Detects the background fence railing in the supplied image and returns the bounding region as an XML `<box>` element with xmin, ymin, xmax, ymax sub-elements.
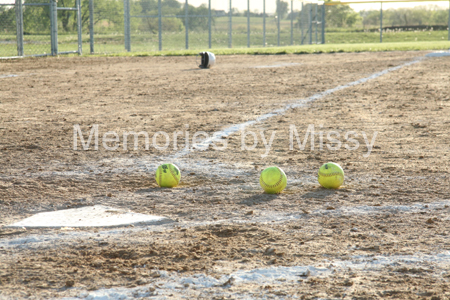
<box><xmin>1</xmin><ymin>0</ymin><xmax>449</xmax><ymax>57</ymax></box>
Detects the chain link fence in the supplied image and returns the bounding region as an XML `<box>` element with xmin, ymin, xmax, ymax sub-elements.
<box><xmin>1</xmin><ymin>0</ymin><xmax>449</xmax><ymax>57</ymax></box>
<box><xmin>324</xmin><ymin>1</ymin><xmax>450</xmax><ymax>44</ymax></box>
<box><xmin>22</xmin><ymin>0</ymin><xmax>51</xmax><ymax>56</ymax></box>
<box><xmin>88</xmin><ymin>0</ymin><xmax>124</xmax><ymax>53</ymax></box>
<box><xmin>122</xmin><ymin>0</ymin><xmax>324</xmax><ymax>52</ymax></box>
<box><xmin>0</xmin><ymin>3</ymin><xmax>16</xmax><ymax>57</ymax></box>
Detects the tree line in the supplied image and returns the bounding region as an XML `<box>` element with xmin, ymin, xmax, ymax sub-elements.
<box><xmin>0</xmin><ymin>0</ymin><xmax>215</xmax><ymax>35</ymax></box>
<box><xmin>323</xmin><ymin>2</ymin><xmax>448</xmax><ymax>28</ymax></box>
<box><xmin>0</xmin><ymin>0</ymin><xmax>448</xmax><ymax>35</ymax></box>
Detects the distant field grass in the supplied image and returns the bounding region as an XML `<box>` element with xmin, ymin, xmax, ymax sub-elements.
<box><xmin>95</xmin><ymin>41</ymin><xmax>450</xmax><ymax>57</ymax></box>
<box><xmin>1</xmin><ymin>27</ymin><xmax>449</xmax><ymax>57</ymax></box>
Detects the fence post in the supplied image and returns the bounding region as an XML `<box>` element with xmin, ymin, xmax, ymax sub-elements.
<box><xmin>322</xmin><ymin>4</ymin><xmax>325</xmax><ymax>44</ymax></box>
<box><xmin>89</xmin><ymin>0</ymin><xmax>94</xmax><ymax>53</ymax></box>
<box><xmin>123</xmin><ymin>0</ymin><xmax>131</xmax><ymax>51</ymax></box>
<box><xmin>301</xmin><ymin>2</ymin><xmax>303</xmax><ymax>45</ymax></box>
<box><xmin>228</xmin><ymin>0</ymin><xmax>232</xmax><ymax>48</ymax></box>
<box><xmin>15</xmin><ymin>0</ymin><xmax>23</xmax><ymax>56</ymax></box>
<box><xmin>158</xmin><ymin>0</ymin><xmax>162</xmax><ymax>50</ymax></box>
<box><xmin>263</xmin><ymin>0</ymin><xmax>266</xmax><ymax>46</ymax></box>
<box><xmin>277</xmin><ymin>0</ymin><xmax>280</xmax><ymax>46</ymax></box>
<box><xmin>208</xmin><ymin>0</ymin><xmax>211</xmax><ymax>48</ymax></box>
<box><xmin>315</xmin><ymin>4</ymin><xmax>318</xmax><ymax>44</ymax></box>
<box><xmin>76</xmin><ymin>0</ymin><xmax>82</xmax><ymax>54</ymax></box>
<box><xmin>185</xmin><ymin>0</ymin><xmax>188</xmax><ymax>49</ymax></box>
<box><xmin>309</xmin><ymin>4</ymin><xmax>312</xmax><ymax>44</ymax></box>
<box><xmin>290</xmin><ymin>0</ymin><xmax>293</xmax><ymax>45</ymax></box>
<box><xmin>50</xmin><ymin>0</ymin><xmax>58</xmax><ymax>55</ymax></box>
<box><xmin>380</xmin><ymin>2</ymin><xmax>383</xmax><ymax>43</ymax></box>
<box><xmin>247</xmin><ymin>0</ymin><xmax>250</xmax><ymax>47</ymax></box>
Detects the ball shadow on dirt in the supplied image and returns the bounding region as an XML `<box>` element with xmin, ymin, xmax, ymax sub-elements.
<box><xmin>301</xmin><ymin>187</ymin><xmax>338</xmax><ymax>199</ymax></box>
<box><xmin>238</xmin><ymin>193</ymin><xmax>282</xmax><ymax>206</ymax></box>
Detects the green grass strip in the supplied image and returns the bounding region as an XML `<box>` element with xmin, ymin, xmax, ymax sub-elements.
<box><xmin>83</xmin><ymin>41</ymin><xmax>450</xmax><ymax>57</ymax></box>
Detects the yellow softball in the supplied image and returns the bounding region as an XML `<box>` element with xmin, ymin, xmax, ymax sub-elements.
<box><xmin>155</xmin><ymin>163</ymin><xmax>181</xmax><ymax>188</ymax></box>
<box><xmin>318</xmin><ymin>162</ymin><xmax>344</xmax><ymax>189</ymax></box>
<box><xmin>259</xmin><ymin>166</ymin><xmax>287</xmax><ymax>194</ymax></box>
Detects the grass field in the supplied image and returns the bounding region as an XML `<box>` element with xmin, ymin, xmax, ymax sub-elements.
<box><xmin>1</xmin><ymin>35</ymin><xmax>449</xmax><ymax>58</ymax></box>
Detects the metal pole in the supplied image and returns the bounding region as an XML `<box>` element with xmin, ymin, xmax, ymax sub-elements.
<box><xmin>290</xmin><ymin>0</ymin><xmax>293</xmax><ymax>45</ymax></box>
<box><xmin>15</xmin><ymin>0</ymin><xmax>23</xmax><ymax>56</ymax></box>
<box><xmin>124</xmin><ymin>0</ymin><xmax>127</xmax><ymax>51</ymax></box>
<box><xmin>309</xmin><ymin>4</ymin><xmax>312</xmax><ymax>44</ymax></box>
<box><xmin>124</xmin><ymin>0</ymin><xmax>130</xmax><ymax>51</ymax></box>
<box><xmin>50</xmin><ymin>0</ymin><xmax>58</xmax><ymax>55</ymax></box>
<box><xmin>315</xmin><ymin>4</ymin><xmax>318</xmax><ymax>44</ymax></box>
<box><xmin>448</xmin><ymin>0</ymin><xmax>450</xmax><ymax>41</ymax></box>
<box><xmin>322</xmin><ymin>4</ymin><xmax>325</xmax><ymax>44</ymax></box>
<box><xmin>185</xmin><ymin>0</ymin><xmax>188</xmax><ymax>49</ymax></box>
<box><xmin>228</xmin><ymin>0</ymin><xmax>232</xmax><ymax>48</ymax></box>
<box><xmin>380</xmin><ymin>2</ymin><xmax>383</xmax><ymax>43</ymax></box>
<box><xmin>263</xmin><ymin>0</ymin><xmax>266</xmax><ymax>46</ymax></box>
<box><xmin>158</xmin><ymin>0</ymin><xmax>162</xmax><ymax>51</ymax></box>
<box><xmin>301</xmin><ymin>2</ymin><xmax>303</xmax><ymax>45</ymax></box>
<box><xmin>208</xmin><ymin>0</ymin><xmax>211</xmax><ymax>49</ymax></box>
<box><xmin>76</xmin><ymin>0</ymin><xmax>82</xmax><ymax>54</ymax></box>
<box><xmin>89</xmin><ymin>0</ymin><xmax>94</xmax><ymax>53</ymax></box>
<box><xmin>277</xmin><ymin>0</ymin><xmax>280</xmax><ymax>46</ymax></box>
<box><xmin>247</xmin><ymin>0</ymin><xmax>250</xmax><ymax>47</ymax></box>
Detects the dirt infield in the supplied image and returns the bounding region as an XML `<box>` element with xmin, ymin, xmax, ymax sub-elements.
<box><xmin>1</xmin><ymin>52</ymin><xmax>450</xmax><ymax>299</ymax></box>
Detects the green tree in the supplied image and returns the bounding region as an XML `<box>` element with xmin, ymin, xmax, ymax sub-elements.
<box><xmin>80</xmin><ymin>0</ymin><xmax>124</xmax><ymax>33</ymax></box>
<box><xmin>360</xmin><ymin>5</ymin><xmax>448</xmax><ymax>29</ymax></box>
<box><xmin>326</xmin><ymin>4</ymin><xmax>359</xmax><ymax>27</ymax></box>
<box><xmin>163</xmin><ymin>0</ymin><xmax>181</xmax><ymax>10</ymax></box>
<box><xmin>360</xmin><ymin>9</ymin><xmax>380</xmax><ymax>29</ymax></box>
<box><xmin>431</xmin><ymin>6</ymin><xmax>449</xmax><ymax>25</ymax></box>
<box><xmin>133</xmin><ymin>0</ymin><xmax>185</xmax><ymax>33</ymax></box>
<box><xmin>0</xmin><ymin>6</ymin><xmax>15</xmax><ymax>34</ymax></box>
<box><xmin>23</xmin><ymin>1</ymin><xmax>51</xmax><ymax>34</ymax></box>
<box><xmin>276</xmin><ymin>0</ymin><xmax>288</xmax><ymax>19</ymax></box>
<box><xmin>177</xmin><ymin>3</ymin><xmax>213</xmax><ymax>31</ymax></box>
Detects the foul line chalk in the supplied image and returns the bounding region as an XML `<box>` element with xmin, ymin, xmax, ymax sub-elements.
<box><xmin>0</xmin><ymin>74</ymin><xmax>18</xmax><ymax>79</ymax></box>
<box><xmin>174</xmin><ymin>57</ymin><xmax>424</xmax><ymax>158</ymax></box>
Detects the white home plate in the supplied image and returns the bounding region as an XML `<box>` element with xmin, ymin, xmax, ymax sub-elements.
<box><xmin>7</xmin><ymin>205</ymin><xmax>171</xmax><ymax>228</ymax></box>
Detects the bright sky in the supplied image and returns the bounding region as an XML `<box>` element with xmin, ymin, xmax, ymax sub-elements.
<box><xmin>0</xmin><ymin>0</ymin><xmax>447</xmax><ymax>12</ymax></box>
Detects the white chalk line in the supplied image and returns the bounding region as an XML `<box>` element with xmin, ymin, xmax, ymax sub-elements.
<box><xmin>173</xmin><ymin>57</ymin><xmax>423</xmax><ymax>159</ymax></box>
<box><xmin>0</xmin><ymin>74</ymin><xmax>18</xmax><ymax>79</ymax></box>
<box><xmin>2</xmin><ymin>198</ymin><xmax>449</xmax><ymax>251</ymax></box>
<box><xmin>61</xmin><ymin>251</ymin><xmax>450</xmax><ymax>300</ymax></box>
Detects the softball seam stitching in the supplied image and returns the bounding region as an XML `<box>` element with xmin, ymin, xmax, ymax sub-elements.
<box><xmin>169</xmin><ymin>166</ymin><xmax>180</xmax><ymax>185</ymax></box>
<box><xmin>260</xmin><ymin>169</ymin><xmax>284</xmax><ymax>189</ymax></box>
<box><xmin>158</xmin><ymin>168</ymin><xmax>162</xmax><ymax>186</ymax></box>
<box><xmin>318</xmin><ymin>171</ymin><xmax>344</xmax><ymax>178</ymax></box>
